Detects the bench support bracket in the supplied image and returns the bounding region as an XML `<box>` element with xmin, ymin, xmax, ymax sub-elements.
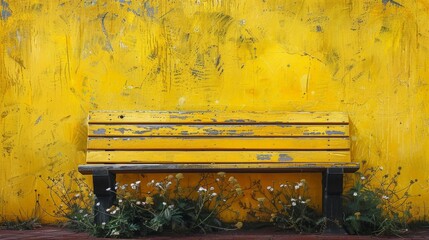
<box><xmin>322</xmin><ymin>168</ymin><xmax>345</xmax><ymax>233</ymax></box>
<box><xmin>92</xmin><ymin>170</ymin><xmax>116</xmax><ymax>226</ymax></box>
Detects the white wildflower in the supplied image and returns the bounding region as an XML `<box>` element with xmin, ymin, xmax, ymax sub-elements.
<box><xmin>294</xmin><ymin>185</ymin><xmax>300</xmax><ymax>190</ymax></box>
<box><xmin>96</xmin><ymin>202</ymin><xmax>101</xmax><ymax>206</ymax></box>
<box><xmin>379</xmin><ymin>166</ymin><xmax>384</xmax><ymax>171</ymax></box>
<box><xmin>118</xmin><ymin>199</ymin><xmax>123</xmax><ymax>203</ymax></box>
<box><xmin>198</xmin><ymin>187</ymin><xmax>207</xmax><ymax>192</ymax></box>
<box><xmin>292</xmin><ymin>202</ymin><xmax>297</xmax><ymax>206</ymax></box>
<box><xmin>106</xmin><ymin>187</ymin><xmax>111</xmax><ymax>191</ymax></box>
<box><xmin>136</xmin><ymin>201</ymin><xmax>141</xmax><ymax>205</ymax></box>
<box><xmin>210</xmin><ymin>187</ymin><xmax>215</xmax><ymax>191</ymax></box>
<box><xmin>162</xmin><ymin>202</ymin><xmax>167</xmax><ymax>206</ymax></box>
<box><xmin>211</xmin><ymin>192</ymin><xmax>217</xmax><ymax>197</ymax></box>
<box><xmin>361</xmin><ymin>176</ymin><xmax>365</xmax><ymax>180</ymax></box>
<box><xmin>353</xmin><ymin>192</ymin><xmax>358</xmax><ymax>196</ymax></box>
<box><xmin>382</xmin><ymin>195</ymin><xmax>389</xmax><ymax>200</ymax></box>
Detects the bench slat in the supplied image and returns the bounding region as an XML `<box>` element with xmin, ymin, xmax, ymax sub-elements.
<box><xmin>89</xmin><ymin>111</ymin><xmax>349</xmax><ymax>124</ymax></box>
<box><xmin>87</xmin><ymin>150</ymin><xmax>350</xmax><ymax>163</ymax></box>
<box><xmin>88</xmin><ymin>124</ymin><xmax>349</xmax><ymax>137</ymax></box>
<box><xmin>87</xmin><ymin>137</ymin><xmax>350</xmax><ymax>150</ymax></box>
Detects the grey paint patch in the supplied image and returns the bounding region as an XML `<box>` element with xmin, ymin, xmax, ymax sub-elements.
<box><xmin>257</xmin><ymin>154</ymin><xmax>272</xmax><ymax>161</ymax></box>
<box><xmin>115</xmin><ymin>128</ymin><xmax>132</xmax><ymax>134</ymax></box>
<box><xmin>93</xmin><ymin>128</ymin><xmax>106</xmax><ymax>135</ymax></box>
<box><xmin>1</xmin><ymin>0</ymin><xmax>11</xmax><ymax>20</ymax></box>
<box><xmin>325</xmin><ymin>130</ymin><xmax>345</xmax><ymax>135</ymax></box>
<box><xmin>303</xmin><ymin>131</ymin><xmax>322</xmax><ymax>135</ymax></box>
<box><xmin>278</xmin><ymin>154</ymin><xmax>293</xmax><ymax>161</ymax></box>
<box><xmin>170</xmin><ymin>115</ymin><xmax>188</xmax><ymax>120</ymax></box>
<box><xmin>206</xmin><ymin>129</ymin><xmax>220</xmax><ymax>135</ymax></box>
<box><xmin>134</xmin><ymin>130</ymin><xmax>149</xmax><ymax>134</ymax></box>
<box><xmin>144</xmin><ymin>1</ymin><xmax>156</xmax><ymax>18</ymax></box>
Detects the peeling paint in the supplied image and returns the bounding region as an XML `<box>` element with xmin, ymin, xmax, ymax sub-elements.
<box><xmin>278</xmin><ymin>154</ymin><xmax>293</xmax><ymax>161</ymax></box>
<box><xmin>303</xmin><ymin>131</ymin><xmax>322</xmax><ymax>136</ymax></box>
<box><xmin>325</xmin><ymin>130</ymin><xmax>345</xmax><ymax>135</ymax></box>
<box><xmin>115</xmin><ymin>128</ymin><xmax>132</xmax><ymax>134</ymax></box>
<box><xmin>93</xmin><ymin>129</ymin><xmax>107</xmax><ymax>135</ymax></box>
<box><xmin>257</xmin><ymin>154</ymin><xmax>272</xmax><ymax>161</ymax></box>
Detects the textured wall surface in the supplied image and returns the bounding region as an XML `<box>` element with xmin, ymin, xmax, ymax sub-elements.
<box><xmin>1</xmin><ymin>0</ymin><xmax>429</xmax><ymax>221</ymax></box>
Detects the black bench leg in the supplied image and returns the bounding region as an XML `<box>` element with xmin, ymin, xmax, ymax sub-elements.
<box><xmin>92</xmin><ymin>170</ymin><xmax>116</xmax><ymax>225</ymax></box>
<box><xmin>322</xmin><ymin>168</ymin><xmax>345</xmax><ymax>233</ymax></box>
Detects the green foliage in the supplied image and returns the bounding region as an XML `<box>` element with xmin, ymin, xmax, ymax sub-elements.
<box><xmin>42</xmin><ymin>171</ymin><xmax>242</xmax><ymax>238</ymax></box>
<box><xmin>343</xmin><ymin>161</ymin><xmax>416</xmax><ymax>236</ymax></box>
<box><xmin>242</xmin><ymin>179</ymin><xmax>326</xmax><ymax>233</ymax></box>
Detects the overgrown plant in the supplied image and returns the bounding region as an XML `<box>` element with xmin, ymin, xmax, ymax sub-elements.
<box><xmin>343</xmin><ymin>161</ymin><xmax>416</xmax><ymax>236</ymax></box>
<box><xmin>40</xmin><ymin>171</ymin><xmax>96</xmax><ymax>233</ymax></box>
<box><xmin>242</xmin><ymin>179</ymin><xmax>326</xmax><ymax>233</ymax></box>
<box><xmin>41</xmin><ymin>171</ymin><xmax>243</xmax><ymax>238</ymax></box>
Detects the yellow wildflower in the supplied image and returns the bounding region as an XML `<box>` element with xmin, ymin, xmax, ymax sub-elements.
<box><xmin>145</xmin><ymin>196</ymin><xmax>154</xmax><ymax>205</ymax></box>
<box><xmin>235</xmin><ymin>222</ymin><xmax>243</xmax><ymax>229</ymax></box>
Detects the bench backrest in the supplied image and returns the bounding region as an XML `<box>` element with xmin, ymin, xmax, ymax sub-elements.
<box><xmin>86</xmin><ymin>111</ymin><xmax>350</xmax><ymax>164</ymax></box>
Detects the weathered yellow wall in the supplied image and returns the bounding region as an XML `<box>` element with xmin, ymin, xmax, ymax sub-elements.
<box><xmin>1</xmin><ymin>0</ymin><xmax>429</xmax><ymax>221</ymax></box>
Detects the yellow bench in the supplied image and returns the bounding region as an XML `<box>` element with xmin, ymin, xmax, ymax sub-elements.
<box><xmin>78</xmin><ymin>110</ymin><xmax>359</xmax><ymax>229</ymax></box>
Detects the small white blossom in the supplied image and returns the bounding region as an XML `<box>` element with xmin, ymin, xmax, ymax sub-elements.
<box><xmin>118</xmin><ymin>199</ymin><xmax>123</xmax><ymax>203</ymax></box>
<box><xmin>79</xmin><ymin>209</ymin><xmax>83</xmax><ymax>213</ymax></box>
<box><xmin>111</xmin><ymin>210</ymin><xmax>117</xmax><ymax>214</ymax></box>
<box><xmin>382</xmin><ymin>195</ymin><xmax>389</xmax><ymax>200</ymax></box>
<box><xmin>361</xmin><ymin>176</ymin><xmax>366</xmax><ymax>180</ymax></box>
<box><xmin>211</xmin><ymin>192</ymin><xmax>217</xmax><ymax>197</ymax></box>
<box><xmin>291</xmin><ymin>198</ymin><xmax>296</xmax><ymax>202</ymax></box>
<box><xmin>292</xmin><ymin>202</ymin><xmax>297</xmax><ymax>206</ymax></box>
<box><xmin>294</xmin><ymin>185</ymin><xmax>300</xmax><ymax>190</ymax></box>
<box><xmin>210</xmin><ymin>187</ymin><xmax>215</xmax><ymax>191</ymax></box>
<box><xmin>379</xmin><ymin>166</ymin><xmax>384</xmax><ymax>171</ymax></box>
<box><xmin>75</xmin><ymin>193</ymin><xmax>80</xmax><ymax>198</ymax></box>
<box><xmin>101</xmin><ymin>222</ymin><xmax>106</xmax><ymax>226</ymax></box>
<box><xmin>198</xmin><ymin>187</ymin><xmax>207</xmax><ymax>192</ymax></box>
<box><xmin>162</xmin><ymin>202</ymin><xmax>167</xmax><ymax>206</ymax></box>
<box><xmin>135</xmin><ymin>180</ymin><xmax>141</xmax><ymax>185</ymax></box>
<box><xmin>106</xmin><ymin>188</ymin><xmax>111</xmax><ymax>191</ymax></box>
<box><xmin>136</xmin><ymin>201</ymin><xmax>141</xmax><ymax>205</ymax></box>
<box><xmin>96</xmin><ymin>202</ymin><xmax>101</xmax><ymax>206</ymax></box>
<box><xmin>353</xmin><ymin>192</ymin><xmax>358</xmax><ymax>196</ymax></box>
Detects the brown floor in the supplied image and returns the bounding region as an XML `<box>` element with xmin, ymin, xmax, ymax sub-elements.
<box><xmin>1</xmin><ymin>226</ymin><xmax>429</xmax><ymax>240</ymax></box>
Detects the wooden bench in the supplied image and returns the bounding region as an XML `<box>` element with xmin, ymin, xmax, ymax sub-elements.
<box><xmin>78</xmin><ymin>110</ymin><xmax>359</xmax><ymax>230</ymax></box>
